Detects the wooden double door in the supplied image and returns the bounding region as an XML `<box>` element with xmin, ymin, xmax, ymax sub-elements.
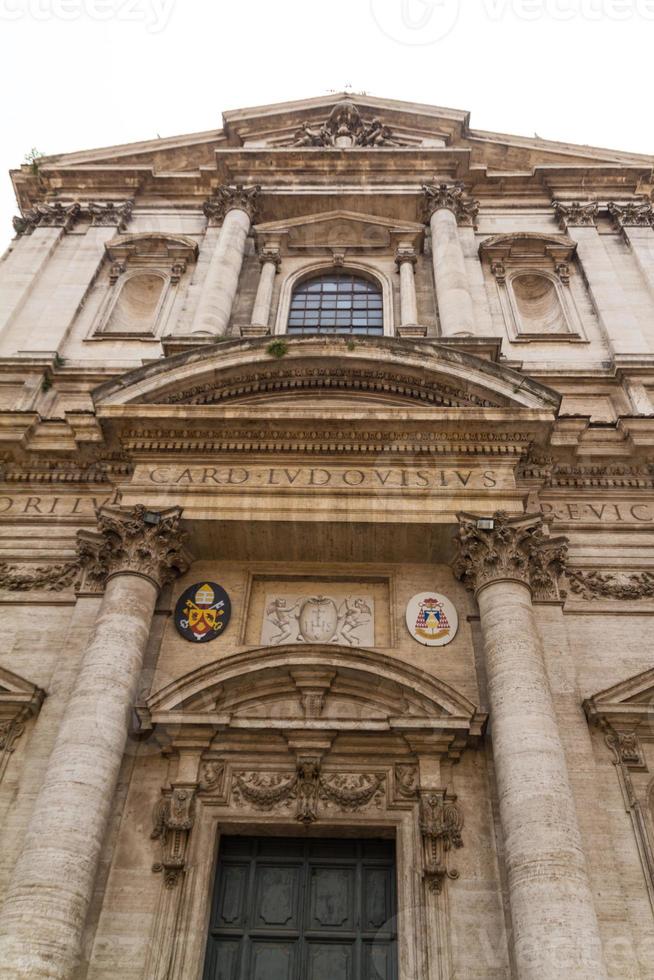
<box><xmin>203</xmin><ymin>836</ymin><xmax>398</xmax><ymax>980</ymax></box>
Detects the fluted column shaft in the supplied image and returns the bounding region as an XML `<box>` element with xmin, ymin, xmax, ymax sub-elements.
<box><xmin>424</xmin><ymin>184</ymin><xmax>477</xmax><ymax>337</ymax></box>
<box><xmin>454</xmin><ymin>513</ymin><xmax>607</xmax><ymax>980</ymax></box>
<box><xmin>251</xmin><ymin>248</ymin><xmax>281</xmax><ymax>329</ymax></box>
<box><xmin>0</xmin><ymin>506</ymin><xmax>189</xmax><ymax>980</ymax></box>
<box><xmin>193</xmin><ymin>185</ymin><xmax>260</xmax><ymax>337</ymax></box>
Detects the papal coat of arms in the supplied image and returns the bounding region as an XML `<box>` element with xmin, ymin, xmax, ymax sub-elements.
<box><xmin>262</xmin><ymin>594</ymin><xmax>374</xmax><ymax>647</ymax></box>
<box><xmin>175</xmin><ymin>582</ymin><xmax>232</xmax><ymax>643</ymax></box>
<box><xmin>406</xmin><ymin>592</ymin><xmax>458</xmax><ymax>647</ymax></box>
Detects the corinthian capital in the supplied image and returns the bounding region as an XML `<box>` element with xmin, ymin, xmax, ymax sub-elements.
<box><xmin>13</xmin><ymin>201</ymin><xmax>81</xmax><ymax>236</ymax></box>
<box><xmin>422</xmin><ymin>183</ymin><xmax>479</xmax><ymax>226</ymax></box>
<box><xmin>607</xmin><ymin>200</ymin><xmax>654</xmax><ymax>229</ymax></box>
<box><xmin>77</xmin><ymin>504</ymin><xmax>190</xmax><ymax>590</ymax></box>
<box><xmin>453</xmin><ymin>511</ymin><xmax>568</xmax><ymax>598</ymax></box>
<box><xmin>552</xmin><ymin>200</ymin><xmax>598</xmax><ymax>229</ymax></box>
<box><xmin>83</xmin><ymin>200</ymin><xmax>134</xmax><ymax>229</ymax></box>
<box><xmin>203</xmin><ymin>184</ymin><xmax>261</xmax><ymax>225</ymax></box>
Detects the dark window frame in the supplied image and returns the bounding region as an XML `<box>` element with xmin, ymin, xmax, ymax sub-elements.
<box><xmin>287</xmin><ymin>272</ymin><xmax>384</xmax><ymax>336</ymax></box>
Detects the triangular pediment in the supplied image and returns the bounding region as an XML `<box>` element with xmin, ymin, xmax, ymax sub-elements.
<box><xmin>12</xmin><ymin>94</ymin><xmax>652</xmax><ymax>213</ymax></box>
<box><xmin>0</xmin><ymin>666</ymin><xmax>45</xmax><ymax>724</ymax></box>
<box><xmin>256</xmin><ymin>209</ymin><xmax>424</xmax><ymax>252</ymax></box>
<box><xmin>584</xmin><ymin>667</ymin><xmax>654</xmax><ymax>731</ymax></box>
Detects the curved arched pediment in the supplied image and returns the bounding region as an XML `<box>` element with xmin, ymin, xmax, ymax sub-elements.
<box><xmin>93</xmin><ymin>335</ymin><xmax>560</xmax><ymax>412</ymax></box>
<box><xmin>145</xmin><ymin>646</ymin><xmax>485</xmax><ymax>750</ymax></box>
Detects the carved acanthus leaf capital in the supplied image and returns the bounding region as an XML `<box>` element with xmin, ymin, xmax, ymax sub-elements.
<box><xmin>608</xmin><ymin>200</ymin><xmax>654</xmax><ymax>229</ymax></box>
<box><xmin>395</xmin><ymin>246</ymin><xmax>418</xmax><ymax>270</ymax></box>
<box><xmin>422</xmin><ymin>183</ymin><xmax>479</xmax><ymax>226</ymax></box>
<box><xmin>553</xmin><ymin>200</ymin><xmax>599</xmax><ymax>229</ymax></box>
<box><xmin>258</xmin><ymin>247</ymin><xmax>282</xmax><ymax>271</ymax></box>
<box><xmin>203</xmin><ymin>184</ymin><xmax>261</xmax><ymax>225</ymax></box>
<box><xmin>13</xmin><ymin>201</ymin><xmax>81</xmax><ymax>236</ymax></box>
<box><xmin>453</xmin><ymin>511</ymin><xmax>568</xmax><ymax>598</ymax></box>
<box><xmin>84</xmin><ymin>200</ymin><xmax>134</xmax><ymax>229</ymax></box>
<box><xmin>76</xmin><ymin>504</ymin><xmax>190</xmax><ymax>590</ymax></box>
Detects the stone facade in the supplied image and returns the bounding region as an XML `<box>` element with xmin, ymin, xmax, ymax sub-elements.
<box><xmin>0</xmin><ymin>93</ymin><xmax>653</xmax><ymax>979</ymax></box>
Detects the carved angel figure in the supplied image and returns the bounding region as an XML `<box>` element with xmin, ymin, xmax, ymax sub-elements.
<box><xmin>292</xmin><ymin>123</ymin><xmax>328</xmax><ymax>147</ymax></box>
<box><xmin>265</xmin><ymin>597</ymin><xmax>299</xmax><ymax>644</ymax></box>
<box><xmin>336</xmin><ymin>596</ymin><xmax>372</xmax><ymax>645</ymax></box>
<box><xmin>360</xmin><ymin>117</ymin><xmax>398</xmax><ymax>147</ymax></box>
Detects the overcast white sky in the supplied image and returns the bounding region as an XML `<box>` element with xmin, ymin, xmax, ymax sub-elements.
<box><xmin>1</xmin><ymin>0</ymin><xmax>652</xmax><ymax>250</ymax></box>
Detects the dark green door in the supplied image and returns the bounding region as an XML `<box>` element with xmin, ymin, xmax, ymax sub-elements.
<box><xmin>203</xmin><ymin>836</ymin><xmax>398</xmax><ymax>980</ymax></box>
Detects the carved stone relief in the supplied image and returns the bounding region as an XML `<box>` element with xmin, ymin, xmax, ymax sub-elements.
<box><xmin>566</xmin><ymin>569</ymin><xmax>654</xmax><ymax>600</ymax></box>
<box><xmin>261</xmin><ymin>592</ymin><xmax>374</xmax><ymax>646</ymax></box>
<box><xmin>288</xmin><ymin>100</ymin><xmax>405</xmax><ymax>148</ymax></box>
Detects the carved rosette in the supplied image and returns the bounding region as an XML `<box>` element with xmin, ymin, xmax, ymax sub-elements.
<box><xmin>422</xmin><ymin>183</ymin><xmax>479</xmax><ymax>226</ymax></box>
<box><xmin>203</xmin><ymin>184</ymin><xmax>261</xmax><ymax>225</ymax></box>
<box><xmin>553</xmin><ymin>200</ymin><xmax>598</xmax><ymax>229</ymax></box>
<box><xmin>419</xmin><ymin>789</ymin><xmax>464</xmax><ymax>894</ymax></box>
<box><xmin>608</xmin><ymin>201</ymin><xmax>654</xmax><ymax>229</ymax></box>
<box><xmin>151</xmin><ymin>783</ymin><xmax>198</xmax><ymax>888</ymax></box>
<box><xmin>76</xmin><ymin>504</ymin><xmax>190</xmax><ymax>591</ymax></box>
<box><xmin>453</xmin><ymin>511</ymin><xmax>568</xmax><ymax>598</ymax></box>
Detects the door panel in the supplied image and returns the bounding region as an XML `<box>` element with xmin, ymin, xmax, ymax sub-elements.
<box><xmin>204</xmin><ymin>837</ymin><xmax>397</xmax><ymax>980</ymax></box>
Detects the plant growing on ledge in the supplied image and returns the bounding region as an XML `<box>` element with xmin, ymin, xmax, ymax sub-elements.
<box><xmin>25</xmin><ymin>148</ymin><xmax>46</xmax><ymax>175</ymax></box>
<box><xmin>266</xmin><ymin>339</ymin><xmax>288</xmax><ymax>359</ymax></box>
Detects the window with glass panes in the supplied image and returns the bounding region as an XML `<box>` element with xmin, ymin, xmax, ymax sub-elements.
<box><xmin>287</xmin><ymin>273</ymin><xmax>384</xmax><ymax>335</ymax></box>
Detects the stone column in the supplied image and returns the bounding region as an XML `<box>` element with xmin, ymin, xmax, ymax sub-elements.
<box><xmin>395</xmin><ymin>245</ymin><xmax>424</xmax><ymax>337</ymax></box>
<box><xmin>244</xmin><ymin>246</ymin><xmax>281</xmax><ymax>336</ymax></box>
<box><xmin>453</xmin><ymin>512</ymin><xmax>607</xmax><ymax>980</ymax></box>
<box><xmin>554</xmin><ymin>200</ymin><xmax>648</xmax><ymax>355</ymax></box>
<box><xmin>0</xmin><ymin>505</ymin><xmax>189</xmax><ymax>980</ymax></box>
<box><xmin>192</xmin><ymin>184</ymin><xmax>260</xmax><ymax>337</ymax></box>
<box><xmin>423</xmin><ymin>183</ymin><xmax>478</xmax><ymax>338</ymax></box>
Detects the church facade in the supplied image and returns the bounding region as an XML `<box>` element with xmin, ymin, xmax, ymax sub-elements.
<box><xmin>0</xmin><ymin>93</ymin><xmax>653</xmax><ymax>980</ymax></box>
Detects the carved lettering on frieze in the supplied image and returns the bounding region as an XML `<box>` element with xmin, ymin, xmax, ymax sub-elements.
<box><xmin>541</xmin><ymin>502</ymin><xmax>654</xmax><ymax>524</ymax></box>
<box><xmin>145</xmin><ymin>464</ymin><xmax>505</xmax><ymax>492</ymax></box>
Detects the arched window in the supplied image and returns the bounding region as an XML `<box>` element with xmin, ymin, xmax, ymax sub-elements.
<box><xmin>287</xmin><ymin>272</ymin><xmax>383</xmax><ymax>335</ymax></box>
